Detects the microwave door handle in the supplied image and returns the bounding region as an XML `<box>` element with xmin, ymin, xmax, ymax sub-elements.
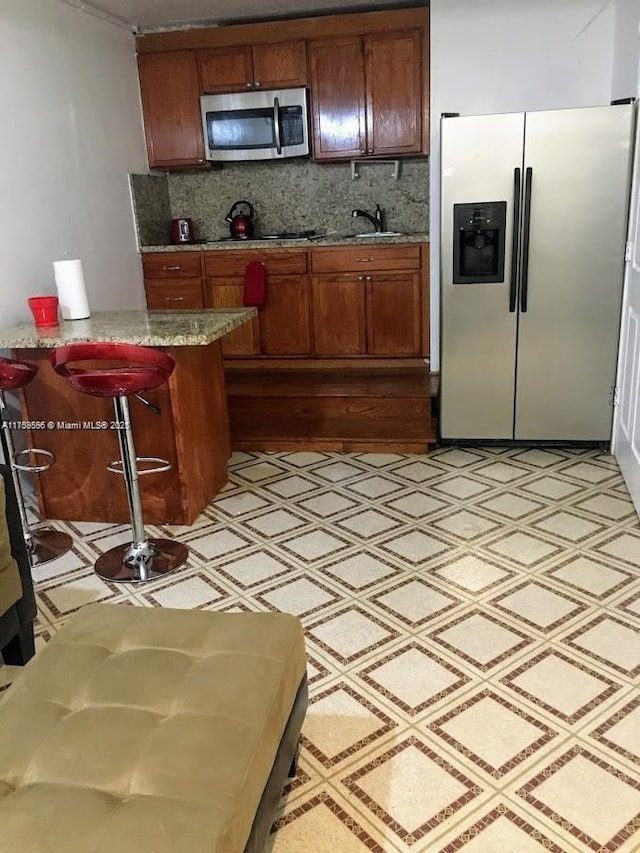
<box><xmin>273</xmin><ymin>97</ymin><xmax>283</xmax><ymax>155</ymax></box>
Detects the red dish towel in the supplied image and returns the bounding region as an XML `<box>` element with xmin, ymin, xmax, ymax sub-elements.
<box><xmin>243</xmin><ymin>261</ymin><xmax>267</xmax><ymax>307</ymax></box>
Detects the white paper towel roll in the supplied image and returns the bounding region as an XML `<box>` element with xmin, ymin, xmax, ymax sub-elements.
<box><xmin>53</xmin><ymin>259</ymin><xmax>91</xmax><ymax>320</ymax></box>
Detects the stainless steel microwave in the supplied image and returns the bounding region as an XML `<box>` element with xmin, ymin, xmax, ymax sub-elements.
<box><xmin>200</xmin><ymin>87</ymin><xmax>310</xmax><ymax>162</ymax></box>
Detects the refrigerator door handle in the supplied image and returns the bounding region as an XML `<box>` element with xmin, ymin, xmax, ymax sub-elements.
<box><xmin>520</xmin><ymin>167</ymin><xmax>533</xmax><ymax>313</ymax></box>
<box><xmin>509</xmin><ymin>167</ymin><xmax>522</xmax><ymax>312</ymax></box>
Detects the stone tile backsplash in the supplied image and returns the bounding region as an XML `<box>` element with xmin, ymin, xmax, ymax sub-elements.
<box><xmin>131</xmin><ymin>158</ymin><xmax>428</xmax><ymax>245</ymax></box>
<box><xmin>129</xmin><ymin>173</ymin><xmax>171</xmax><ymax>246</ymax></box>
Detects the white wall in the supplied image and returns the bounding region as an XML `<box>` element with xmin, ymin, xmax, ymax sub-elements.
<box><xmin>611</xmin><ymin>0</ymin><xmax>640</xmax><ymax>98</ymax></box>
<box><xmin>429</xmin><ymin>0</ymin><xmax>616</xmax><ymax>370</ymax></box>
<box><xmin>0</xmin><ymin>0</ymin><xmax>148</xmax><ymax>325</ymax></box>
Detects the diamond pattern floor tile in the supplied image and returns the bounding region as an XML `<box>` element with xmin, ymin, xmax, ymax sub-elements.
<box><xmin>489</xmin><ymin>580</ymin><xmax>587</xmax><ymax>633</ymax></box>
<box><xmin>543</xmin><ymin>556</ymin><xmax>635</xmax><ymax>600</ymax></box>
<box><xmin>377</xmin><ymin>530</ymin><xmax>451</xmax><ymax>564</ymax></box>
<box><xmin>427</xmin><ymin>689</ymin><xmax>557</xmax><ymax>780</ymax></box>
<box><xmin>500</xmin><ymin>648</ymin><xmax>622</xmax><ymax>724</ymax></box>
<box><xmin>301</xmin><ymin>683</ymin><xmax>397</xmax><ymax>768</ymax></box>
<box><xmin>436</xmin><ymin>804</ymin><xmax>567</xmax><ymax>852</ymax></box>
<box><xmin>515</xmin><ymin>745</ymin><xmax>640</xmax><ymax>850</ymax></box>
<box><xmin>369</xmin><ymin>578</ymin><xmax>460</xmax><ymax>627</ymax></box>
<box><xmin>358</xmin><ymin>643</ymin><xmax>471</xmax><ymax>716</ymax></box>
<box><xmin>562</xmin><ymin>614</ymin><xmax>640</xmax><ymax>677</ymax></box>
<box><xmin>590</xmin><ymin>696</ymin><xmax>640</xmax><ymax>766</ymax></box>
<box><xmin>306</xmin><ymin>606</ymin><xmax>399</xmax><ymax>665</ymax></box>
<box><xmin>15</xmin><ymin>447</ymin><xmax>640</xmax><ymax>852</ymax></box>
<box><xmin>431</xmin><ymin>554</ymin><xmax>517</xmax><ymax>595</ymax></box>
<box><xmin>483</xmin><ymin>531</ymin><xmax>561</xmax><ymax>567</ymax></box>
<box><xmin>427</xmin><ymin>610</ymin><xmax>533</xmax><ymax>672</ymax></box>
<box><xmin>342</xmin><ymin>736</ymin><xmax>482</xmax><ymax>845</ymax></box>
<box><xmin>272</xmin><ymin>791</ymin><xmax>383</xmax><ymax>852</ymax></box>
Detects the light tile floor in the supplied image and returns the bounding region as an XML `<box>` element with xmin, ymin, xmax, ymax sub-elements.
<box><xmin>4</xmin><ymin>446</ymin><xmax>640</xmax><ymax>852</ymax></box>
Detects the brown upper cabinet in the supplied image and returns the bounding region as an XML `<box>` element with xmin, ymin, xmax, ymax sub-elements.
<box><xmin>309</xmin><ymin>29</ymin><xmax>426</xmax><ymax>160</ymax></box>
<box><xmin>198</xmin><ymin>41</ymin><xmax>307</xmax><ymax>94</ymax></box>
<box><xmin>137</xmin><ymin>51</ymin><xmax>206</xmax><ymax>169</ymax></box>
<box><xmin>136</xmin><ymin>8</ymin><xmax>429</xmax><ymax>169</ymax></box>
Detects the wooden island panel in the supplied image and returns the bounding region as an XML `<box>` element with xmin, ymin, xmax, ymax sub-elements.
<box><xmin>18</xmin><ymin>342</ymin><xmax>229</xmax><ymax>526</ymax></box>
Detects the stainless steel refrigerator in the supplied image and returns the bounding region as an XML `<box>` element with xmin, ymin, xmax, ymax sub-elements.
<box><xmin>440</xmin><ymin>104</ymin><xmax>635</xmax><ymax>442</ymax></box>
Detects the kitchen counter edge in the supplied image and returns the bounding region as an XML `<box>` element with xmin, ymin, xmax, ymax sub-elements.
<box><xmin>0</xmin><ymin>309</ymin><xmax>257</xmax><ymax>349</ymax></box>
<box><xmin>140</xmin><ymin>233</ymin><xmax>430</xmax><ymax>252</ymax></box>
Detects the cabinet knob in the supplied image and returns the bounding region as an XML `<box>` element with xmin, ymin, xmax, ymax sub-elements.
<box><xmin>360</xmin><ymin>149</ymin><xmax>366</xmax><ymax>156</ymax></box>
<box><xmin>246</xmin><ymin>82</ymin><xmax>253</xmax><ymax>88</ymax></box>
<box><xmin>367</xmin><ymin>148</ymin><xmax>374</xmax><ymax>155</ymax></box>
<box><xmin>358</xmin><ymin>275</ymin><xmax>365</xmax><ymax>281</ymax></box>
<box><xmin>254</xmin><ymin>81</ymin><xmax>261</xmax><ymax>88</ymax></box>
<box><xmin>366</xmin><ymin>275</ymin><xmax>372</xmax><ymax>281</ymax></box>
<box><xmin>162</xmin><ymin>265</ymin><xmax>181</xmax><ymax>271</ymax></box>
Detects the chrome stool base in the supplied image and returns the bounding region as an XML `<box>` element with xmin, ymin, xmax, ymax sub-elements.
<box><xmin>30</xmin><ymin>529</ymin><xmax>74</xmax><ymax>566</ymax></box>
<box><xmin>96</xmin><ymin>538</ymin><xmax>188</xmax><ymax>583</ymax></box>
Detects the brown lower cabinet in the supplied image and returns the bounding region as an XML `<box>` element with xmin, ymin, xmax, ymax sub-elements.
<box><xmin>208</xmin><ymin>281</ymin><xmax>260</xmax><ymax>355</ymax></box>
<box><xmin>311</xmin><ymin>277</ymin><xmax>367</xmax><ymax>355</ymax></box>
<box><xmin>204</xmin><ymin>249</ymin><xmax>310</xmax><ymax>357</ymax></box>
<box><xmin>366</xmin><ymin>274</ymin><xmax>422</xmax><ymax>355</ymax></box>
<box><xmin>310</xmin><ymin>273</ymin><xmax>421</xmax><ymax>356</ymax></box>
<box><xmin>142</xmin><ymin>252</ymin><xmax>205</xmax><ymax>310</ymax></box>
<box><xmin>310</xmin><ymin>243</ymin><xmax>425</xmax><ymax>357</ymax></box>
<box><xmin>141</xmin><ymin>241</ymin><xmax>433</xmax><ymax>452</ymax></box>
<box><xmin>142</xmin><ymin>242</ymin><xmax>427</xmax><ymax>360</ymax></box>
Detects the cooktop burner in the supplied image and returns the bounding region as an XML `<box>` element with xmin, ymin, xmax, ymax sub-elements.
<box><xmin>258</xmin><ymin>230</ymin><xmax>320</xmax><ymax>240</ymax></box>
<box><xmin>205</xmin><ymin>230</ymin><xmax>321</xmax><ymax>243</ymax></box>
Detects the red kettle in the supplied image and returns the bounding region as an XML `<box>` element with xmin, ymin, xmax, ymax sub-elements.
<box><xmin>225</xmin><ymin>200</ymin><xmax>255</xmax><ymax>239</ymax></box>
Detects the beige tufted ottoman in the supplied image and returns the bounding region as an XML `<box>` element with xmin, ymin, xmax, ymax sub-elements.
<box><xmin>0</xmin><ymin>603</ymin><xmax>308</xmax><ymax>853</ymax></box>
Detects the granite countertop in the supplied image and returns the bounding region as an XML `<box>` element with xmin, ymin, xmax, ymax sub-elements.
<box><xmin>140</xmin><ymin>232</ymin><xmax>430</xmax><ymax>253</ymax></box>
<box><xmin>0</xmin><ymin>309</ymin><xmax>257</xmax><ymax>349</ymax></box>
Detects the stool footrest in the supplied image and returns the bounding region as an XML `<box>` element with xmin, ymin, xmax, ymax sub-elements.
<box><xmin>13</xmin><ymin>448</ymin><xmax>55</xmax><ymax>474</ymax></box>
<box><xmin>107</xmin><ymin>456</ymin><xmax>171</xmax><ymax>476</ymax></box>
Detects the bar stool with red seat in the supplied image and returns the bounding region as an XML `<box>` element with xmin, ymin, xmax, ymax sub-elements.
<box><xmin>50</xmin><ymin>342</ymin><xmax>188</xmax><ymax>582</ymax></box>
<box><xmin>0</xmin><ymin>356</ymin><xmax>73</xmax><ymax>565</ymax></box>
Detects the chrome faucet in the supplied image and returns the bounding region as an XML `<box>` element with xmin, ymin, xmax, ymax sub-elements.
<box><xmin>352</xmin><ymin>204</ymin><xmax>384</xmax><ymax>233</ymax></box>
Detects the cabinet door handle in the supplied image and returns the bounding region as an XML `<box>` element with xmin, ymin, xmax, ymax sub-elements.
<box><xmin>165</xmin><ymin>296</ymin><xmax>184</xmax><ymax>302</ymax></box>
<box><xmin>356</xmin><ymin>257</ymin><xmax>375</xmax><ymax>263</ymax></box>
<box><xmin>162</xmin><ymin>265</ymin><xmax>181</xmax><ymax>271</ymax></box>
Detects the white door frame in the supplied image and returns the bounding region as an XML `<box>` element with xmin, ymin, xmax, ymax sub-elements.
<box><xmin>612</xmin><ymin>100</ymin><xmax>640</xmax><ymax>518</ymax></box>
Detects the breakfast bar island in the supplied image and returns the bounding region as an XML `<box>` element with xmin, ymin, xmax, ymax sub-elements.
<box><xmin>0</xmin><ymin>309</ymin><xmax>256</xmax><ymax>525</ymax></box>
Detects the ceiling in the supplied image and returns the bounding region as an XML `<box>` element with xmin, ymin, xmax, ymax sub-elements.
<box><xmin>75</xmin><ymin>0</ymin><xmax>425</xmax><ymax>31</ymax></box>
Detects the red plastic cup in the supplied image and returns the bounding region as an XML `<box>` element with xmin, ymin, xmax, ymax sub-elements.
<box><xmin>28</xmin><ymin>296</ymin><xmax>59</xmax><ymax>328</ymax></box>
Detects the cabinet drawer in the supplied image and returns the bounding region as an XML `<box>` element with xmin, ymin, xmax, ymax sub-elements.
<box><xmin>311</xmin><ymin>245</ymin><xmax>421</xmax><ymax>273</ymax></box>
<box><xmin>145</xmin><ymin>280</ymin><xmax>204</xmax><ymax>310</ymax></box>
<box><xmin>142</xmin><ymin>253</ymin><xmax>203</xmax><ymax>279</ymax></box>
<box><xmin>204</xmin><ymin>249</ymin><xmax>307</xmax><ymax>277</ymax></box>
